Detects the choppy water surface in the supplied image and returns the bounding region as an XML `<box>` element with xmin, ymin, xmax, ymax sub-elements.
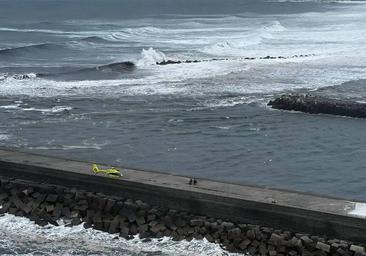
<box><xmin>0</xmin><ymin>0</ymin><xmax>366</xmax><ymax>217</ymax></box>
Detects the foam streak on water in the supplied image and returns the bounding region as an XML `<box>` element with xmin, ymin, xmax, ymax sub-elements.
<box><xmin>0</xmin><ymin>214</ymin><xmax>242</xmax><ymax>256</ymax></box>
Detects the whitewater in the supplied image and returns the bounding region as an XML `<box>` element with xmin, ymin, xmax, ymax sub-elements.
<box><xmin>1</xmin><ymin>0</ymin><xmax>366</xmax><ymax>254</ymax></box>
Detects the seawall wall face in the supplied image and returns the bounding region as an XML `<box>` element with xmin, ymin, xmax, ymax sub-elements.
<box><xmin>0</xmin><ymin>177</ymin><xmax>364</xmax><ymax>256</ymax></box>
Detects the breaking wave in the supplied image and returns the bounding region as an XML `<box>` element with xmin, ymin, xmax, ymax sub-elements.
<box><xmin>0</xmin><ymin>73</ymin><xmax>38</xmax><ymax>81</ymax></box>
<box><xmin>137</xmin><ymin>47</ymin><xmax>167</xmax><ymax>66</ymax></box>
<box><xmin>0</xmin><ymin>214</ymin><xmax>243</xmax><ymax>256</ymax></box>
<box><xmin>262</xmin><ymin>21</ymin><xmax>287</xmax><ymax>32</ymax></box>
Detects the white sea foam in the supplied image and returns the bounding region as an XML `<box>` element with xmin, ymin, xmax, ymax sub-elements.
<box><xmin>262</xmin><ymin>21</ymin><xmax>287</xmax><ymax>32</ymax></box>
<box><xmin>0</xmin><ymin>213</ymin><xmax>244</xmax><ymax>256</ymax></box>
<box><xmin>0</xmin><ymin>104</ymin><xmax>21</xmax><ymax>109</ymax></box>
<box><xmin>137</xmin><ymin>47</ymin><xmax>167</xmax><ymax>66</ymax></box>
<box><xmin>22</xmin><ymin>106</ymin><xmax>73</xmax><ymax>113</ymax></box>
<box><xmin>0</xmin><ymin>2</ymin><xmax>365</xmax><ymax>102</ymax></box>
<box><xmin>348</xmin><ymin>202</ymin><xmax>366</xmax><ymax>218</ymax></box>
<box><xmin>0</xmin><ymin>27</ymin><xmax>67</xmax><ymax>34</ymax></box>
<box><xmin>0</xmin><ymin>134</ymin><xmax>10</xmax><ymax>141</ymax></box>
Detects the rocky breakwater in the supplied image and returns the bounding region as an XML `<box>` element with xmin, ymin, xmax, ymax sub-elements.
<box><xmin>268</xmin><ymin>94</ymin><xmax>366</xmax><ymax>118</ymax></box>
<box><xmin>0</xmin><ymin>176</ymin><xmax>365</xmax><ymax>256</ymax></box>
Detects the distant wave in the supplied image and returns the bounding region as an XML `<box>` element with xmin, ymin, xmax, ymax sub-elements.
<box><xmin>0</xmin><ymin>73</ymin><xmax>38</xmax><ymax>81</ymax></box>
<box><xmin>96</xmin><ymin>61</ymin><xmax>136</xmax><ymax>72</ymax></box>
<box><xmin>80</xmin><ymin>36</ymin><xmax>113</xmax><ymax>44</ymax></box>
<box><xmin>0</xmin><ymin>61</ymin><xmax>136</xmax><ymax>83</ymax></box>
<box><xmin>0</xmin><ymin>43</ymin><xmax>63</xmax><ymax>56</ymax></box>
<box><xmin>0</xmin><ymin>27</ymin><xmax>66</xmax><ymax>34</ymax></box>
<box><xmin>262</xmin><ymin>21</ymin><xmax>287</xmax><ymax>32</ymax></box>
<box><xmin>37</xmin><ymin>61</ymin><xmax>136</xmax><ymax>81</ymax></box>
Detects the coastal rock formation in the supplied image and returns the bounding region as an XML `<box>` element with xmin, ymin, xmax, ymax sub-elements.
<box><xmin>156</xmin><ymin>54</ymin><xmax>314</xmax><ymax>65</ymax></box>
<box><xmin>0</xmin><ymin>177</ymin><xmax>364</xmax><ymax>256</ymax></box>
<box><xmin>268</xmin><ymin>94</ymin><xmax>366</xmax><ymax>118</ymax></box>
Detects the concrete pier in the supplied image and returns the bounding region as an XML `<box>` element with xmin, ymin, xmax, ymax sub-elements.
<box><xmin>0</xmin><ymin>148</ymin><xmax>365</xmax><ymax>246</ymax></box>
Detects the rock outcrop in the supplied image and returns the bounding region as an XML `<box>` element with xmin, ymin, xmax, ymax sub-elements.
<box><xmin>268</xmin><ymin>94</ymin><xmax>366</xmax><ymax>118</ymax></box>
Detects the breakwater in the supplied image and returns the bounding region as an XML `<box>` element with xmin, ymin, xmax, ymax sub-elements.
<box><xmin>268</xmin><ymin>94</ymin><xmax>366</xmax><ymax>118</ymax></box>
<box><xmin>0</xmin><ymin>149</ymin><xmax>366</xmax><ymax>255</ymax></box>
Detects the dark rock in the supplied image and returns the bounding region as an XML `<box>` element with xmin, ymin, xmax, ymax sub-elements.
<box><xmin>163</xmin><ymin>229</ymin><xmax>172</xmax><ymax>237</ymax></box>
<box><xmin>71</xmin><ymin>217</ymin><xmax>81</xmax><ymax>226</ymax></box>
<box><xmin>136</xmin><ymin>216</ymin><xmax>146</xmax><ymax>226</ymax></box>
<box><xmin>108</xmin><ymin>216</ymin><xmax>120</xmax><ymax>234</ymax></box>
<box><xmin>268</xmin><ymin>94</ymin><xmax>366</xmax><ymax>118</ymax></box>
<box><xmin>190</xmin><ymin>219</ymin><xmax>204</xmax><ymax>227</ymax></box>
<box><xmin>0</xmin><ymin>193</ymin><xmax>8</xmax><ymax>201</ymax></box>
<box><xmin>138</xmin><ymin>224</ymin><xmax>149</xmax><ymax>233</ymax></box>
<box><xmin>147</xmin><ymin>214</ymin><xmax>156</xmax><ymax>221</ymax></box>
<box><xmin>62</xmin><ymin>207</ymin><xmax>71</xmax><ymax>218</ymax></box>
<box><xmin>289</xmin><ymin>237</ymin><xmax>302</xmax><ymax>248</ymax></box>
<box><xmin>52</xmin><ymin>203</ymin><xmax>63</xmax><ymax>218</ymax></box>
<box><xmin>246</xmin><ymin>229</ymin><xmax>256</xmax><ymax>240</ymax></box>
<box><xmin>269</xmin><ymin>250</ymin><xmax>277</xmax><ymax>256</ymax></box>
<box><xmin>316</xmin><ymin>242</ymin><xmax>331</xmax><ymax>253</ymax></box>
<box><xmin>46</xmin><ymin>194</ymin><xmax>58</xmax><ymax>203</ymax></box>
<box><xmin>228</xmin><ymin>227</ymin><xmax>241</xmax><ymax>240</ymax></box>
<box><xmin>269</xmin><ymin>233</ymin><xmax>283</xmax><ymax>246</ymax></box>
<box><xmin>130</xmin><ymin>224</ymin><xmax>138</xmax><ymax>235</ymax></box>
<box><xmin>221</xmin><ymin>221</ymin><xmax>234</xmax><ymax>231</ymax></box>
<box><xmin>120</xmin><ymin>208</ymin><xmax>136</xmax><ymax>222</ymax></box>
<box><xmin>38</xmin><ymin>209</ymin><xmax>58</xmax><ymax>226</ymax></box>
<box><xmin>140</xmin><ymin>231</ymin><xmax>152</xmax><ymax>239</ymax></box>
<box><xmin>120</xmin><ymin>226</ymin><xmax>130</xmax><ymax>237</ymax></box>
<box><xmin>83</xmin><ymin>222</ymin><xmax>92</xmax><ymax>229</ymax></box>
<box><xmin>45</xmin><ymin>204</ymin><xmax>54</xmax><ymax>213</ymax></box>
<box><xmin>351</xmin><ymin>245</ymin><xmax>365</xmax><ymax>253</ymax></box>
<box><xmin>300</xmin><ymin>236</ymin><xmax>314</xmax><ymax>246</ymax></box>
<box><xmin>175</xmin><ymin>217</ymin><xmax>187</xmax><ymax>228</ymax></box>
<box><xmin>104</xmin><ymin>199</ymin><xmax>116</xmax><ymax>212</ymax></box>
<box><xmin>136</xmin><ymin>200</ymin><xmax>149</xmax><ymax>210</ymax></box>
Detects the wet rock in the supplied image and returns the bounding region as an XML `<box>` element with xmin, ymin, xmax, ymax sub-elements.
<box><xmin>45</xmin><ymin>194</ymin><xmax>58</xmax><ymax>203</ymax></box>
<box><xmin>228</xmin><ymin>227</ymin><xmax>241</xmax><ymax>240</ymax></box>
<box><xmin>222</xmin><ymin>221</ymin><xmax>234</xmax><ymax>231</ymax></box>
<box><xmin>269</xmin><ymin>233</ymin><xmax>283</xmax><ymax>246</ymax></box>
<box><xmin>190</xmin><ymin>218</ymin><xmax>204</xmax><ymax>227</ymax></box>
<box><xmin>351</xmin><ymin>245</ymin><xmax>365</xmax><ymax>253</ymax></box>
<box><xmin>71</xmin><ymin>217</ymin><xmax>81</xmax><ymax>226</ymax></box>
<box><xmin>316</xmin><ymin>242</ymin><xmax>331</xmax><ymax>253</ymax></box>
<box><xmin>268</xmin><ymin>94</ymin><xmax>366</xmax><ymax>118</ymax></box>
<box><xmin>52</xmin><ymin>203</ymin><xmax>63</xmax><ymax>218</ymax></box>
<box><xmin>289</xmin><ymin>237</ymin><xmax>302</xmax><ymax>248</ymax></box>
<box><xmin>238</xmin><ymin>239</ymin><xmax>251</xmax><ymax>250</ymax></box>
<box><xmin>108</xmin><ymin>215</ymin><xmax>120</xmax><ymax>234</ymax></box>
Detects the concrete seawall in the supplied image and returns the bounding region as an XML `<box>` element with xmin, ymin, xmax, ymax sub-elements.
<box><xmin>0</xmin><ymin>149</ymin><xmax>366</xmax><ymax>255</ymax></box>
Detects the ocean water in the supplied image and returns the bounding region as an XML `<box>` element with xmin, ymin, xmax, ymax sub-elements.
<box><xmin>1</xmin><ymin>0</ymin><xmax>366</xmax><ymax>199</ymax></box>
<box><xmin>1</xmin><ymin>0</ymin><xmax>366</xmax><ymax>253</ymax></box>
<box><xmin>0</xmin><ymin>213</ymin><xmax>241</xmax><ymax>256</ymax></box>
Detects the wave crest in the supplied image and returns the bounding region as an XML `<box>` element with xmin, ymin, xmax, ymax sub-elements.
<box><xmin>0</xmin><ymin>43</ymin><xmax>61</xmax><ymax>56</ymax></box>
<box><xmin>137</xmin><ymin>47</ymin><xmax>167</xmax><ymax>66</ymax></box>
<box><xmin>262</xmin><ymin>21</ymin><xmax>287</xmax><ymax>32</ymax></box>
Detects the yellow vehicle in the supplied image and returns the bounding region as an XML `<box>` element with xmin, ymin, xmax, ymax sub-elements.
<box><xmin>92</xmin><ymin>164</ymin><xmax>122</xmax><ymax>178</ymax></box>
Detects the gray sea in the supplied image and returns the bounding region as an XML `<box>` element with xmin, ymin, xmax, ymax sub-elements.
<box><xmin>1</xmin><ymin>0</ymin><xmax>366</xmax><ymax>254</ymax></box>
